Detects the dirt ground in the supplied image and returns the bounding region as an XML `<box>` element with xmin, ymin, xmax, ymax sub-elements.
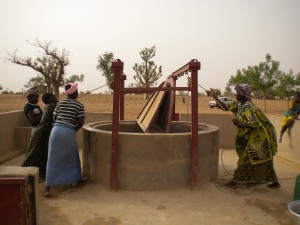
<box><xmin>2</xmin><ymin>149</ymin><xmax>298</xmax><ymax>225</ymax></box>
<box><xmin>0</xmin><ymin>94</ymin><xmax>289</xmax><ymax>120</ymax></box>
<box><xmin>0</xmin><ymin>94</ymin><xmax>297</xmax><ymax>225</ymax></box>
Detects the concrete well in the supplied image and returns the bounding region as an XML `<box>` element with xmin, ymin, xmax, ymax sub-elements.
<box><xmin>82</xmin><ymin>121</ymin><xmax>219</xmax><ymax>190</ymax></box>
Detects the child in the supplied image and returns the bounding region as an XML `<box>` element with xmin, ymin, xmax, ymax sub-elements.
<box><xmin>279</xmin><ymin>92</ymin><xmax>300</xmax><ymax>143</ymax></box>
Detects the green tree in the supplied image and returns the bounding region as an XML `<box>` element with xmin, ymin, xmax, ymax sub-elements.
<box><xmin>96</xmin><ymin>52</ymin><xmax>114</xmax><ymax>91</ymax></box>
<box><xmin>214</xmin><ymin>89</ymin><xmax>222</xmax><ymax>96</ymax></box>
<box><xmin>133</xmin><ymin>46</ymin><xmax>162</xmax><ymax>99</ymax></box>
<box><xmin>24</xmin><ymin>73</ymin><xmax>84</xmax><ymax>94</ymax></box>
<box><xmin>3</xmin><ymin>39</ymin><xmax>81</xmax><ymax>98</ymax></box>
<box><xmin>228</xmin><ymin>54</ymin><xmax>279</xmax><ymax>112</ymax></box>
<box><xmin>274</xmin><ymin>70</ymin><xmax>299</xmax><ymax>99</ymax></box>
<box><xmin>223</xmin><ymin>84</ymin><xmax>233</xmax><ymax>96</ymax></box>
<box><xmin>64</xmin><ymin>74</ymin><xmax>85</xmax><ymax>84</ymax></box>
<box><xmin>24</xmin><ymin>74</ymin><xmax>47</xmax><ymax>93</ymax></box>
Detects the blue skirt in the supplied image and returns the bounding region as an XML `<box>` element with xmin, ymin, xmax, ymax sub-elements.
<box><xmin>46</xmin><ymin>123</ymin><xmax>82</xmax><ymax>186</ymax></box>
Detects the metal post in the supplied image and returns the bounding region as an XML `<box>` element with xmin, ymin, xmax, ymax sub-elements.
<box><xmin>110</xmin><ymin>59</ymin><xmax>123</xmax><ymax>191</ymax></box>
<box><xmin>190</xmin><ymin>67</ymin><xmax>199</xmax><ymax>189</ymax></box>
<box><xmin>120</xmin><ymin>74</ymin><xmax>126</xmax><ymax>120</ymax></box>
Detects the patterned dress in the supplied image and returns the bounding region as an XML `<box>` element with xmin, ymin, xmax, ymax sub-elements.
<box><xmin>228</xmin><ymin>101</ymin><xmax>279</xmax><ymax>183</ymax></box>
<box><xmin>21</xmin><ymin>103</ymin><xmax>56</xmax><ymax>179</ymax></box>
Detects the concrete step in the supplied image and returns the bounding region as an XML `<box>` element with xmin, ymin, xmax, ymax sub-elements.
<box><xmin>0</xmin><ymin>149</ymin><xmax>25</xmax><ymax>165</ymax></box>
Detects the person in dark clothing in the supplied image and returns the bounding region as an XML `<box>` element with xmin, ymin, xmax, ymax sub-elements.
<box><xmin>21</xmin><ymin>93</ymin><xmax>58</xmax><ymax>180</ymax></box>
<box><xmin>24</xmin><ymin>87</ymin><xmax>43</xmax><ymax>127</ymax></box>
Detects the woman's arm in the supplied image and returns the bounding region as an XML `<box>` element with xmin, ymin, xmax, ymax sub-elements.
<box><xmin>76</xmin><ymin>117</ymin><xmax>85</xmax><ymax>131</ymax></box>
<box><xmin>26</xmin><ymin>109</ymin><xmax>43</xmax><ymax>126</ymax></box>
<box><xmin>232</xmin><ymin>117</ymin><xmax>251</xmax><ymax>128</ymax></box>
<box><xmin>206</xmin><ymin>89</ymin><xmax>229</xmax><ymax>111</ymax></box>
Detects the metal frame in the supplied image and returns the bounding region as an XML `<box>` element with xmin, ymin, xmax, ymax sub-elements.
<box><xmin>110</xmin><ymin>59</ymin><xmax>201</xmax><ymax>191</ymax></box>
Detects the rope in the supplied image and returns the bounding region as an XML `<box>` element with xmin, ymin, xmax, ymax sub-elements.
<box><xmin>78</xmin><ymin>83</ymin><xmax>109</xmax><ymax>98</ymax></box>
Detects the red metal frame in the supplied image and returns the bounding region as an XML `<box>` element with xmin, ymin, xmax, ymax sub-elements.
<box><xmin>110</xmin><ymin>59</ymin><xmax>201</xmax><ymax>191</ymax></box>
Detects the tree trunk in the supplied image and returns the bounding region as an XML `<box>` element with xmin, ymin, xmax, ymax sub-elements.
<box><xmin>54</xmin><ymin>84</ymin><xmax>60</xmax><ymax>99</ymax></box>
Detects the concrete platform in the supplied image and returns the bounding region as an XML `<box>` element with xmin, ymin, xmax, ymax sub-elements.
<box><xmin>1</xmin><ymin>149</ymin><xmax>299</xmax><ymax>225</ymax></box>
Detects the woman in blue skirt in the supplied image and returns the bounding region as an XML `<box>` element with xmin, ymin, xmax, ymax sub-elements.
<box><xmin>44</xmin><ymin>83</ymin><xmax>86</xmax><ymax>197</ymax></box>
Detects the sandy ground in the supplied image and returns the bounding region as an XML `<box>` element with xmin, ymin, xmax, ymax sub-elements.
<box><xmin>2</xmin><ymin>149</ymin><xmax>300</xmax><ymax>225</ymax></box>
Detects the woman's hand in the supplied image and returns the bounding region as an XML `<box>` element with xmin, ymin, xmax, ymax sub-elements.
<box><xmin>232</xmin><ymin>117</ymin><xmax>240</xmax><ymax>126</ymax></box>
<box><xmin>206</xmin><ymin>89</ymin><xmax>217</xmax><ymax>98</ymax></box>
<box><xmin>232</xmin><ymin>117</ymin><xmax>250</xmax><ymax>128</ymax></box>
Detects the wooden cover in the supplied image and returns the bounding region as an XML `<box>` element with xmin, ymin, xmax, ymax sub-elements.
<box><xmin>136</xmin><ymin>77</ymin><xmax>175</xmax><ymax>133</ymax></box>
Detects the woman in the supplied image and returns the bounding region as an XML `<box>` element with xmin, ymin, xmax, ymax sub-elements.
<box><xmin>207</xmin><ymin>84</ymin><xmax>280</xmax><ymax>189</ymax></box>
<box><xmin>24</xmin><ymin>87</ymin><xmax>43</xmax><ymax>127</ymax></box>
<box><xmin>21</xmin><ymin>93</ymin><xmax>57</xmax><ymax>179</ymax></box>
<box><xmin>44</xmin><ymin>83</ymin><xmax>86</xmax><ymax>197</ymax></box>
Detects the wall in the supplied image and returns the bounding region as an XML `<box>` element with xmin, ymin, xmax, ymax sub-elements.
<box><xmin>269</xmin><ymin>116</ymin><xmax>300</xmax><ymax>164</ymax></box>
<box><xmin>0</xmin><ymin>111</ymin><xmax>30</xmax><ymax>163</ymax></box>
<box><xmin>180</xmin><ymin>113</ymin><xmax>236</xmax><ymax>149</ymax></box>
<box><xmin>0</xmin><ymin>111</ymin><xmax>299</xmax><ymax>165</ymax></box>
<box><xmin>76</xmin><ymin>112</ymin><xmax>113</xmax><ymax>147</ymax></box>
<box><xmin>0</xmin><ymin>111</ymin><xmax>112</xmax><ymax>163</ymax></box>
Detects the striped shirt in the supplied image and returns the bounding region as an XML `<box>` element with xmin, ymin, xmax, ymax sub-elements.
<box><xmin>54</xmin><ymin>98</ymin><xmax>85</xmax><ymax>129</ymax></box>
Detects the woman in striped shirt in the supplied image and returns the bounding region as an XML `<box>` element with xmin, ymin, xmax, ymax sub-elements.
<box><xmin>44</xmin><ymin>83</ymin><xmax>86</xmax><ymax>197</ymax></box>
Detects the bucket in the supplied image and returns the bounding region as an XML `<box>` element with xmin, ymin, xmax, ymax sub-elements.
<box><xmin>288</xmin><ymin>200</ymin><xmax>300</xmax><ymax>225</ymax></box>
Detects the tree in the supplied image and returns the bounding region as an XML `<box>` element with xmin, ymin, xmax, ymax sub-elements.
<box><xmin>23</xmin><ymin>73</ymin><xmax>84</xmax><ymax>94</ymax></box>
<box><xmin>213</xmin><ymin>88</ymin><xmax>222</xmax><ymax>96</ymax></box>
<box><xmin>133</xmin><ymin>46</ymin><xmax>162</xmax><ymax>99</ymax></box>
<box><xmin>96</xmin><ymin>52</ymin><xmax>114</xmax><ymax>91</ymax></box>
<box><xmin>64</xmin><ymin>74</ymin><xmax>85</xmax><ymax>84</ymax></box>
<box><xmin>274</xmin><ymin>70</ymin><xmax>299</xmax><ymax>100</ymax></box>
<box><xmin>228</xmin><ymin>54</ymin><xmax>279</xmax><ymax>112</ymax></box>
<box><xmin>24</xmin><ymin>74</ymin><xmax>48</xmax><ymax>93</ymax></box>
<box><xmin>3</xmin><ymin>39</ymin><xmax>77</xmax><ymax>98</ymax></box>
<box><xmin>223</xmin><ymin>84</ymin><xmax>233</xmax><ymax>96</ymax></box>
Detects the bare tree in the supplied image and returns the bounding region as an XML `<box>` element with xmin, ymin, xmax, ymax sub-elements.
<box><xmin>3</xmin><ymin>39</ymin><xmax>71</xmax><ymax>98</ymax></box>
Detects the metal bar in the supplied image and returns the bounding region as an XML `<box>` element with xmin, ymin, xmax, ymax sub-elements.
<box><xmin>120</xmin><ymin>74</ymin><xmax>126</xmax><ymax>120</ymax></box>
<box><xmin>110</xmin><ymin>59</ymin><xmax>123</xmax><ymax>191</ymax></box>
<box><xmin>122</xmin><ymin>86</ymin><xmax>192</xmax><ymax>93</ymax></box>
<box><xmin>172</xmin><ymin>59</ymin><xmax>200</xmax><ymax>78</ymax></box>
<box><xmin>172</xmin><ymin>78</ymin><xmax>177</xmax><ymax>120</ymax></box>
<box><xmin>190</xmin><ymin>63</ymin><xmax>200</xmax><ymax>189</ymax></box>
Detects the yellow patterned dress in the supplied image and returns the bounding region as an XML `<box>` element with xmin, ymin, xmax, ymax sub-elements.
<box><xmin>228</xmin><ymin>101</ymin><xmax>279</xmax><ymax>183</ymax></box>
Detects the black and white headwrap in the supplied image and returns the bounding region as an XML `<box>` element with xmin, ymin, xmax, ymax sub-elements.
<box><xmin>234</xmin><ymin>84</ymin><xmax>252</xmax><ymax>100</ymax></box>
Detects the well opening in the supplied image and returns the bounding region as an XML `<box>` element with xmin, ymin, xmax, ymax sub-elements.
<box><xmin>90</xmin><ymin>121</ymin><xmax>198</xmax><ymax>133</ymax></box>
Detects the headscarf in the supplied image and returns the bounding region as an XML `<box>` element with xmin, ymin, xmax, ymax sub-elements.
<box><xmin>25</xmin><ymin>86</ymin><xmax>39</xmax><ymax>97</ymax></box>
<box><xmin>65</xmin><ymin>83</ymin><xmax>78</xmax><ymax>95</ymax></box>
<box><xmin>234</xmin><ymin>84</ymin><xmax>252</xmax><ymax>100</ymax></box>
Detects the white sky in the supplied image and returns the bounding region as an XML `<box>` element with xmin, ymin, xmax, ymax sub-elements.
<box><xmin>0</xmin><ymin>0</ymin><xmax>300</xmax><ymax>93</ymax></box>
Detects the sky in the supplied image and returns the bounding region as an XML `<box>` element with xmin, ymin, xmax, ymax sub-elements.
<box><xmin>0</xmin><ymin>0</ymin><xmax>300</xmax><ymax>94</ymax></box>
